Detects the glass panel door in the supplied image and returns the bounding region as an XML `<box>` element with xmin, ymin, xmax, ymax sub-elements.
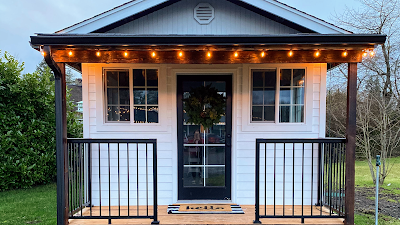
<box><xmin>177</xmin><ymin>75</ymin><xmax>232</xmax><ymax>200</ymax></box>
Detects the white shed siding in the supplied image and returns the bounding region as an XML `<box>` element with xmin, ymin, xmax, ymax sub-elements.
<box><xmin>107</xmin><ymin>0</ymin><xmax>299</xmax><ymax>35</ymax></box>
<box><xmin>81</xmin><ymin>63</ymin><xmax>326</xmax><ymax>206</ymax></box>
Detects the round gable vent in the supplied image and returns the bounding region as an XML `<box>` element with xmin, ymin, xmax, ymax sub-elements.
<box><xmin>194</xmin><ymin>3</ymin><xmax>215</xmax><ymax>25</ymax></box>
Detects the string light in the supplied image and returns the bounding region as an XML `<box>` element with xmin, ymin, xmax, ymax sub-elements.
<box><xmin>124</xmin><ymin>51</ymin><xmax>128</xmax><ymax>57</ymax></box>
<box><xmin>234</xmin><ymin>52</ymin><xmax>238</xmax><ymax>58</ymax></box>
<box><xmin>68</xmin><ymin>51</ymin><xmax>73</xmax><ymax>56</ymax></box>
<box><xmin>96</xmin><ymin>51</ymin><xmax>101</xmax><ymax>57</ymax></box>
<box><xmin>370</xmin><ymin>51</ymin><xmax>375</xmax><ymax>57</ymax></box>
<box><xmin>288</xmin><ymin>50</ymin><xmax>293</xmax><ymax>57</ymax></box>
<box><xmin>363</xmin><ymin>52</ymin><xmax>368</xmax><ymax>57</ymax></box>
<box><xmin>315</xmin><ymin>50</ymin><xmax>320</xmax><ymax>57</ymax></box>
<box><xmin>342</xmin><ymin>50</ymin><xmax>348</xmax><ymax>57</ymax></box>
<box><xmin>261</xmin><ymin>51</ymin><xmax>265</xmax><ymax>57</ymax></box>
<box><xmin>41</xmin><ymin>51</ymin><xmax>45</xmax><ymax>57</ymax></box>
<box><xmin>151</xmin><ymin>51</ymin><xmax>156</xmax><ymax>58</ymax></box>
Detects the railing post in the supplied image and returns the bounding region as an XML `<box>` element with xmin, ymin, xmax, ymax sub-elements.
<box><xmin>316</xmin><ymin>143</ymin><xmax>322</xmax><ymax>206</ymax></box>
<box><xmin>345</xmin><ymin>63</ymin><xmax>357</xmax><ymax>225</ymax></box>
<box><xmin>254</xmin><ymin>140</ymin><xmax>261</xmax><ymax>224</ymax></box>
<box><xmin>152</xmin><ymin>140</ymin><xmax>159</xmax><ymax>224</ymax></box>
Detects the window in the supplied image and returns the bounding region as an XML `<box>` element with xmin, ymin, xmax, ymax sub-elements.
<box><xmin>106</xmin><ymin>70</ymin><xmax>130</xmax><ymax>122</ymax></box>
<box><xmin>251</xmin><ymin>69</ymin><xmax>305</xmax><ymax>123</ymax></box>
<box><xmin>105</xmin><ymin>69</ymin><xmax>159</xmax><ymax>123</ymax></box>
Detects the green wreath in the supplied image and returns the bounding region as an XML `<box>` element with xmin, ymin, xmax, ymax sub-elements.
<box><xmin>183</xmin><ymin>84</ymin><xmax>226</xmax><ymax>129</ymax></box>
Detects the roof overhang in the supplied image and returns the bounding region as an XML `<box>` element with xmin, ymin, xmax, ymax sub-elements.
<box><xmin>30</xmin><ymin>34</ymin><xmax>386</xmax><ymax>72</ymax></box>
<box><xmin>31</xmin><ymin>33</ymin><xmax>384</xmax><ymax>49</ymax></box>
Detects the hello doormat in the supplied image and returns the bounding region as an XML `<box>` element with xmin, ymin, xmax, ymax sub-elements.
<box><xmin>167</xmin><ymin>204</ymin><xmax>244</xmax><ymax>214</ymax></box>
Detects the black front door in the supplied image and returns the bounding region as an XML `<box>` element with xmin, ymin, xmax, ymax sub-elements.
<box><xmin>177</xmin><ymin>75</ymin><xmax>232</xmax><ymax>200</ymax></box>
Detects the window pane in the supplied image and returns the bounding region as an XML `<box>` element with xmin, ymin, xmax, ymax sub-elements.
<box><xmin>280</xmin><ymin>69</ymin><xmax>291</xmax><ymax>86</ymax></box>
<box><xmin>119</xmin><ymin>88</ymin><xmax>130</xmax><ymax>105</ymax></box>
<box><xmin>107</xmin><ymin>88</ymin><xmax>118</xmax><ymax>105</ymax></box>
<box><xmin>264</xmin><ymin>69</ymin><xmax>276</xmax><ymax>87</ymax></box>
<box><xmin>184</xmin><ymin>147</ymin><xmax>204</xmax><ymax>165</ymax></box>
<box><xmin>206</xmin><ymin>147</ymin><xmax>225</xmax><ymax>165</ymax></box>
<box><xmin>133</xmin><ymin>88</ymin><xmax>146</xmax><ymax>104</ymax></box>
<box><xmin>133</xmin><ymin>69</ymin><xmax>145</xmax><ymax>86</ymax></box>
<box><xmin>279</xmin><ymin>88</ymin><xmax>291</xmax><ymax>104</ymax></box>
<box><xmin>205</xmin><ymin>167</ymin><xmax>225</xmax><ymax>187</ymax></box>
<box><xmin>293</xmin><ymin>69</ymin><xmax>305</xmax><ymax>86</ymax></box>
<box><xmin>147</xmin><ymin>106</ymin><xmax>158</xmax><ymax>123</ymax></box>
<box><xmin>292</xmin><ymin>87</ymin><xmax>304</xmax><ymax>104</ymax></box>
<box><xmin>252</xmin><ymin>106</ymin><xmax>263</xmax><ymax>121</ymax></box>
<box><xmin>280</xmin><ymin>106</ymin><xmax>290</xmax><ymax>122</ymax></box>
<box><xmin>119</xmin><ymin>71</ymin><xmax>129</xmax><ymax>87</ymax></box>
<box><xmin>264</xmin><ymin>88</ymin><xmax>275</xmax><ymax>105</ymax></box>
<box><xmin>147</xmin><ymin>88</ymin><xmax>158</xmax><ymax>104</ymax></box>
<box><xmin>253</xmin><ymin>71</ymin><xmax>263</xmax><ymax>87</ymax></box>
<box><xmin>252</xmin><ymin>88</ymin><xmax>263</xmax><ymax>105</ymax></box>
<box><xmin>108</xmin><ymin>106</ymin><xmax>119</xmax><ymax>121</ymax></box>
<box><xmin>183</xmin><ymin>167</ymin><xmax>203</xmax><ymax>187</ymax></box>
<box><xmin>264</xmin><ymin>106</ymin><xmax>275</xmax><ymax>121</ymax></box>
<box><xmin>134</xmin><ymin>106</ymin><xmax>146</xmax><ymax>123</ymax></box>
<box><xmin>292</xmin><ymin>105</ymin><xmax>304</xmax><ymax>122</ymax></box>
<box><xmin>146</xmin><ymin>69</ymin><xmax>158</xmax><ymax>86</ymax></box>
<box><xmin>120</xmin><ymin>106</ymin><xmax>130</xmax><ymax>121</ymax></box>
<box><xmin>107</xmin><ymin>71</ymin><xmax>118</xmax><ymax>86</ymax></box>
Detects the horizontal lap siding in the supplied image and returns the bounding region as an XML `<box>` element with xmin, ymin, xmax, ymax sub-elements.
<box><xmin>83</xmin><ymin>64</ymin><xmax>174</xmax><ymax>206</ymax></box>
<box><xmin>235</xmin><ymin>64</ymin><xmax>325</xmax><ymax>205</ymax></box>
<box><xmin>108</xmin><ymin>0</ymin><xmax>298</xmax><ymax>35</ymax></box>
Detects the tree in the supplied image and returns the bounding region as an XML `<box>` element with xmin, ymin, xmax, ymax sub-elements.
<box><xmin>329</xmin><ymin>0</ymin><xmax>400</xmax><ymax>184</ymax></box>
<box><xmin>0</xmin><ymin>51</ymin><xmax>82</xmax><ymax>190</ymax></box>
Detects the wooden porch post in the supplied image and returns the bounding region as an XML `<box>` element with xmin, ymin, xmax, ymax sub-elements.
<box><xmin>345</xmin><ymin>63</ymin><xmax>357</xmax><ymax>225</ymax></box>
<box><xmin>44</xmin><ymin>46</ymin><xmax>69</xmax><ymax>225</ymax></box>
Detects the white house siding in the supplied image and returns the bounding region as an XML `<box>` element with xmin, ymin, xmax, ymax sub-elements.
<box><xmin>81</xmin><ymin>63</ymin><xmax>326</xmax><ymax>206</ymax></box>
<box><xmin>107</xmin><ymin>0</ymin><xmax>299</xmax><ymax>35</ymax></box>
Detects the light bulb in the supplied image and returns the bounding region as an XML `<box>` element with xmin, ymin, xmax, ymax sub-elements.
<box><xmin>179</xmin><ymin>51</ymin><xmax>183</xmax><ymax>57</ymax></box>
<box><xmin>343</xmin><ymin>51</ymin><xmax>348</xmax><ymax>57</ymax></box>
<box><xmin>151</xmin><ymin>52</ymin><xmax>156</xmax><ymax>58</ymax></box>
<box><xmin>96</xmin><ymin>51</ymin><xmax>101</xmax><ymax>57</ymax></box>
<box><xmin>370</xmin><ymin>51</ymin><xmax>375</xmax><ymax>57</ymax></box>
<box><xmin>261</xmin><ymin>52</ymin><xmax>265</xmax><ymax>57</ymax></box>
<box><xmin>234</xmin><ymin>52</ymin><xmax>238</xmax><ymax>57</ymax></box>
<box><xmin>68</xmin><ymin>51</ymin><xmax>73</xmax><ymax>56</ymax></box>
<box><xmin>207</xmin><ymin>52</ymin><xmax>212</xmax><ymax>58</ymax></box>
<box><xmin>315</xmin><ymin>51</ymin><xmax>320</xmax><ymax>57</ymax></box>
<box><xmin>124</xmin><ymin>51</ymin><xmax>128</xmax><ymax>57</ymax></box>
<box><xmin>288</xmin><ymin>50</ymin><xmax>293</xmax><ymax>57</ymax></box>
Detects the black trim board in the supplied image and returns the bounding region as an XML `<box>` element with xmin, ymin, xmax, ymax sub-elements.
<box><xmin>30</xmin><ymin>34</ymin><xmax>386</xmax><ymax>47</ymax></box>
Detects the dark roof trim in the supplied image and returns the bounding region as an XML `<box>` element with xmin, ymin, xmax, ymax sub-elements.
<box><xmin>226</xmin><ymin>0</ymin><xmax>315</xmax><ymax>33</ymax></box>
<box><xmin>92</xmin><ymin>0</ymin><xmax>180</xmax><ymax>33</ymax></box>
<box><xmin>31</xmin><ymin>34</ymin><xmax>386</xmax><ymax>47</ymax></box>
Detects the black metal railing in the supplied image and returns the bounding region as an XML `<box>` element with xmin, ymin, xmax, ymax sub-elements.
<box><xmin>254</xmin><ymin>138</ymin><xmax>346</xmax><ymax>224</ymax></box>
<box><xmin>67</xmin><ymin>139</ymin><xmax>159</xmax><ymax>224</ymax></box>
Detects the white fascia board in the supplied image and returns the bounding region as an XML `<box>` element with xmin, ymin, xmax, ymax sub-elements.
<box><xmin>242</xmin><ymin>0</ymin><xmax>351</xmax><ymax>34</ymax></box>
<box><xmin>58</xmin><ymin>0</ymin><xmax>169</xmax><ymax>34</ymax></box>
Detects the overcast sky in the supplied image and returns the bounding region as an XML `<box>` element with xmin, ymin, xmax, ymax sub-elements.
<box><xmin>0</xmin><ymin>0</ymin><xmax>361</xmax><ymax>74</ymax></box>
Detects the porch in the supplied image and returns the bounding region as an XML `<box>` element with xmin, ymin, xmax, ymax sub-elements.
<box><xmin>66</xmin><ymin>138</ymin><xmax>346</xmax><ymax>224</ymax></box>
<box><xmin>68</xmin><ymin>205</ymin><xmax>344</xmax><ymax>225</ymax></box>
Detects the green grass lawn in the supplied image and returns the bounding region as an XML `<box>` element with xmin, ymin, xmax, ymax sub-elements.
<box><xmin>0</xmin><ymin>183</ymin><xmax>57</xmax><ymax>225</ymax></box>
<box><xmin>355</xmin><ymin>157</ymin><xmax>400</xmax><ymax>225</ymax></box>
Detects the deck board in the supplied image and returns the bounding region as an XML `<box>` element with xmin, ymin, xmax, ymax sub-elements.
<box><xmin>68</xmin><ymin>205</ymin><xmax>344</xmax><ymax>225</ymax></box>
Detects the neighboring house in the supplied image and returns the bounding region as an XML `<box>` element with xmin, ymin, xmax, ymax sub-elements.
<box><xmin>29</xmin><ymin>0</ymin><xmax>385</xmax><ymax>225</ymax></box>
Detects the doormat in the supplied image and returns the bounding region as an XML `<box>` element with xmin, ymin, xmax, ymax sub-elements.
<box><xmin>167</xmin><ymin>204</ymin><xmax>244</xmax><ymax>214</ymax></box>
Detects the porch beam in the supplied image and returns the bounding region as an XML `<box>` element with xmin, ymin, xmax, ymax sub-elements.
<box><xmin>345</xmin><ymin>63</ymin><xmax>357</xmax><ymax>225</ymax></box>
<box><xmin>44</xmin><ymin>46</ymin><xmax>69</xmax><ymax>225</ymax></box>
<box><xmin>51</xmin><ymin>49</ymin><xmax>363</xmax><ymax>64</ymax></box>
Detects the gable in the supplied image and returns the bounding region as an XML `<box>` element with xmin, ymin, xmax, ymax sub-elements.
<box><xmin>57</xmin><ymin>0</ymin><xmax>350</xmax><ymax>34</ymax></box>
<box><xmin>107</xmin><ymin>0</ymin><xmax>299</xmax><ymax>35</ymax></box>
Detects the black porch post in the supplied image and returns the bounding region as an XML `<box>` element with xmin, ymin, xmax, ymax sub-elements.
<box><xmin>44</xmin><ymin>46</ymin><xmax>69</xmax><ymax>225</ymax></box>
<box><xmin>345</xmin><ymin>63</ymin><xmax>357</xmax><ymax>225</ymax></box>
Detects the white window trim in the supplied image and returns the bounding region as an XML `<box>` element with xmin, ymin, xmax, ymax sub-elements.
<box><xmin>94</xmin><ymin>63</ymin><xmax>168</xmax><ymax>132</ymax></box>
<box><xmin>241</xmin><ymin>64</ymin><xmax>314</xmax><ymax>132</ymax></box>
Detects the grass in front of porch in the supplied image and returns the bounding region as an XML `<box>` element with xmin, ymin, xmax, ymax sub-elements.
<box><xmin>0</xmin><ymin>183</ymin><xmax>56</xmax><ymax>225</ymax></box>
<box><xmin>355</xmin><ymin>157</ymin><xmax>400</xmax><ymax>225</ymax></box>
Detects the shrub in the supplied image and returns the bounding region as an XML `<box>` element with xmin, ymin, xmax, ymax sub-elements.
<box><xmin>0</xmin><ymin>51</ymin><xmax>82</xmax><ymax>191</ymax></box>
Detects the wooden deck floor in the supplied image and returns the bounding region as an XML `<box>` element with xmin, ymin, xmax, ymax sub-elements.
<box><xmin>68</xmin><ymin>205</ymin><xmax>344</xmax><ymax>225</ymax></box>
